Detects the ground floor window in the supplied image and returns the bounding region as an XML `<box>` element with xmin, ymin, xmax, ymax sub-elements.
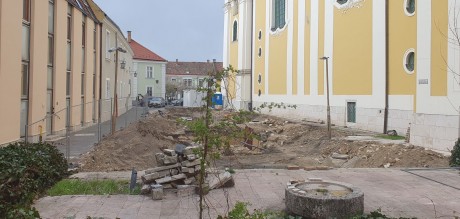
<box><xmin>347</xmin><ymin>102</ymin><xmax>356</xmax><ymax>123</ymax></box>
<box><xmin>147</xmin><ymin>86</ymin><xmax>153</xmax><ymax>96</ymax></box>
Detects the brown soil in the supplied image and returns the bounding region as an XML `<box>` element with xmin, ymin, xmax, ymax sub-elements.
<box><xmin>79</xmin><ymin>108</ymin><xmax>449</xmax><ymax>172</ymax></box>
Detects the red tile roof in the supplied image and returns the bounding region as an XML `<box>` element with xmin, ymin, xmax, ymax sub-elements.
<box><xmin>166</xmin><ymin>61</ymin><xmax>224</xmax><ymax>76</ymax></box>
<box><xmin>129</xmin><ymin>39</ymin><xmax>166</xmax><ymax>62</ymax></box>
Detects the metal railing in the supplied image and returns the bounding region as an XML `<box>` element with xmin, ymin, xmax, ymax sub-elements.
<box><xmin>24</xmin><ymin>96</ymin><xmax>148</xmax><ymax>161</ymax></box>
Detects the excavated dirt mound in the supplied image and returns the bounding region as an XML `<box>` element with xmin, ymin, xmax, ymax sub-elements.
<box><xmin>79</xmin><ymin>112</ymin><xmax>187</xmax><ymax>172</ymax></box>
<box><xmin>79</xmin><ymin>108</ymin><xmax>449</xmax><ymax>172</ymax></box>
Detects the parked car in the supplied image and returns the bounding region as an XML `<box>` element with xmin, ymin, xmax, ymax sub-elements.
<box><xmin>171</xmin><ymin>99</ymin><xmax>183</xmax><ymax>106</ymax></box>
<box><xmin>148</xmin><ymin>97</ymin><xmax>166</xmax><ymax>108</ymax></box>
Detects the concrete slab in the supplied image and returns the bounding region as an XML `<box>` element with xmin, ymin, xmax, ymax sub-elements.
<box><xmin>35</xmin><ymin>168</ymin><xmax>460</xmax><ymax>219</ymax></box>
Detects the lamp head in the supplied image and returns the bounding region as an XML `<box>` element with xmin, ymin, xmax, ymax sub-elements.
<box><xmin>320</xmin><ymin>56</ymin><xmax>329</xmax><ymax>60</ymax></box>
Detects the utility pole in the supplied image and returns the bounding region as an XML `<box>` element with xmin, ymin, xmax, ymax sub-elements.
<box><xmin>109</xmin><ymin>47</ymin><xmax>126</xmax><ymax>135</ymax></box>
<box><xmin>320</xmin><ymin>56</ymin><xmax>332</xmax><ymax>140</ymax></box>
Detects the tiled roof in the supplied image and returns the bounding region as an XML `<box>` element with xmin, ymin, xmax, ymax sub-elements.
<box><xmin>129</xmin><ymin>39</ymin><xmax>166</xmax><ymax>62</ymax></box>
<box><xmin>166</xmin><ymin>61</ymin><xmax>224</xmax><ymax>76</ymax></box>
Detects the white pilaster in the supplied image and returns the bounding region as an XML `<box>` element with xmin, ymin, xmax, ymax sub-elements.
<box><xmin>310</xmin><ymin>0</ymin><xmax>319</xmax><ymax>96</ymax></box>
<box><xmin>286</xmin><ymin>0</ymin><xmax>294</xmax><ymax>95</ymax></box>
<box><xmin>297</xmin><ymin>0</ymin><xmax>306</xmax><ymax>95</ymax></box>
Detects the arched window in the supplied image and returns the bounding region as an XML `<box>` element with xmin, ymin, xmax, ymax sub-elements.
<box><xmin>404</xmin><ymin>49</ymin><xmax>415</xmax><ymax>73</ymax></box>
<box><xmin>272</xmin><ymin>0</ymin><xmax>286</xmax><ymax>31</ymax></box>
<box><xmin>405</xmin><ymin>0</ymin><xmax>415</xmax><ymax>15</ymax></box>
<box><xmin>232</xmin><ymin>20</ymin><xmax>238</xmax><ymax>42</ymax></box>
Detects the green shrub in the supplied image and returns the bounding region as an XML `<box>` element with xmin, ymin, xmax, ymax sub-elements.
<box><xmin>450</xmin><ymin>138</ymin><xmax>460</xmax><ymax>167</ymax></box>
<box><xmin>0</xmin><ymin>142</ymin><xmax>68</xmax><ymax>218</ymax></box>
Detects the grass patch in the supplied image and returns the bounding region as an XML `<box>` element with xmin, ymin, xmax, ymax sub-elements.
<box><xmin>47</xmin><ymin>179</ymin><xmax>141</xmax><ymax>196</ymax></box>
<box><xmin>376</xmin><ymin>135</ymin><xmax>406</xmax><ymax>140</ymax></box>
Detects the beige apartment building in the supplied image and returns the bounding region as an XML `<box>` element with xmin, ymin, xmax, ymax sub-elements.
<box><xmin>0</xmin><ymin>0</ymin><xmax>133</xmax><ymax>145</ymax></box>
<box><xmin>87</xmin><ymin>0</ymin><xmax>135</xmax><ymax>122</ymax></box>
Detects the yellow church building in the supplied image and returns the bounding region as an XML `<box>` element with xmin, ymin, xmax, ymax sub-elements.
<box><xmin>223</xmin><ymin>0</ymin><xmax>460</xmax><ymax>152</ymax></box>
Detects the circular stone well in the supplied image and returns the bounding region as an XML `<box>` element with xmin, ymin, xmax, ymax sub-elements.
<box><xmin>285</xmin><ymin>178</ymin><xmax>364</xmax><ymax>219</ymax></box>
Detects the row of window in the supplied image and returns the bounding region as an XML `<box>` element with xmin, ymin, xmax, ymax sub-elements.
<box><xmin>336</xmin><ymin>0</ymin><xmax>415</xmax><ymax>15</ymax></box>
<box><xmin>21</xmin><ymin>0</ymin><xmax>98</xmax><ymax>133</ymax></box>
<box><xmin>254</xmin><ymin>48</ymin><xmax>415</xmax><ymax>96</ymax></box>
<box><xmin>234</xmin><ymin>0</ymin><xmax>416</xmax><ymax>43</ymax></box>
<box><xmin>171</xmin><ymin>78</ymin><xmax>206</xmax><ymax>87</ymax></box>
<box><xmin>232</xmin><ymin>0</ymin><xmax>286</xmax><ymax>42</ymax></box>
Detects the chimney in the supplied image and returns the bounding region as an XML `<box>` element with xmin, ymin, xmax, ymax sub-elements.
<box><xmin>213</xmin><ymin>59</ymin><xmax>216</xmax><ymax>63</ymax></box>
<box><xmin>127</xmin><ymin>31</ymin><xmax>132</xmax><ymax>42</ymax></box>
<box><xmin>176</xmin><ymin>59</ymin><xmax>178</xmax><ymax>63</ymax></box>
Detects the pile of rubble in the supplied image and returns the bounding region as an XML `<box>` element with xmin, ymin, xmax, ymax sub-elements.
<box><xmin>140</xmin><ymin>144</ymin><xmax>234</xmax><ymax>200</ymax></box>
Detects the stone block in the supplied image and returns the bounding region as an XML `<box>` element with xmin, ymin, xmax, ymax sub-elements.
<box><xmin>142</xmin><ymin>172</ymin><xmax>160</xmax><ymax>184</ymax></box>
<box><xmin>152</xmin><ymin>188</ymin><xmax>164</xmax><ymax>200</ymax></box>
<box><xmin>155</xmin><ymin>173</ymin><xmax>186</xmax><ymax>184</ymax></box>
<box><xmin>186</xmin><ymin>154</ymin><xmax>197</xmax><ymax>161</ymax></box>
<box><xmin>182</xmin><ymin>159</ymin><xmax>201</xmax><ymax>167</ymax></box>
<box><xmin>155</xmin><ymin>153</ymin><xmax>165</xmax><ymax>165</ymax></box>
<box><xmin>177</xmin><ymin>185</ymin><xmax>195</xmax><ymax>197</ymax></box>
<box><xmin>140</xmin><ymin>184</ymin><xmax>151</xmax><ymax>195</ymax></box>
<box><xmin>145</xmin><ymin>164</ymin><xmax>180</xmax><ymax>174</ymax></box>
<box><xmin>163</xmin><ymin>149</ymin><xmax>176</xmax><ymax>156</ymax></box>
<box><xmin>181</xmin><ymin>167</ymin><xmax>195</xmax><ymax>174</ymax></box>
<box><xmin>208</xmin><ymin>172</ymin><xmax>233</xmax><ymax>189</ymax></box>
<box><xmin>163</xmin><ymin>156</ymin><xmax>177</xmax><ymax>165</ymax></box>
<box><xmin>171</xmin><ymin>168</ymin><xmax>179</xmax><ymax>175</ymax></box>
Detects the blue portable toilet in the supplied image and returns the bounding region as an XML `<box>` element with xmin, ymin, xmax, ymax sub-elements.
<box><xmin>212</xmin><ymin>92</ymin><xmax>223</xmax><ymax>109</ymax></box>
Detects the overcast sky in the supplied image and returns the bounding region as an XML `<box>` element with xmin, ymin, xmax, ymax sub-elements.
<box><xmin>94</xmin><ymin>0</ymin><xmax>225</xmax><ymax>62</ymax></box>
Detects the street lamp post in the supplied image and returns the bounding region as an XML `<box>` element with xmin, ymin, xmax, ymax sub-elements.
<box><xmin>109</xmin><ymin>47</ymin><xmax>127</xmax><ymax>135</ymax></box>
<box><xmin>320</xmin><ymin>56</ymin><xmax>332</xmax><ymax>140</ymax></box>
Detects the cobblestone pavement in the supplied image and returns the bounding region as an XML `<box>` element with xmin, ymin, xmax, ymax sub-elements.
<box><xmin>34</xmin><ymin>168</ymin><xmax>460</xmax><ymax>219</ymax></box>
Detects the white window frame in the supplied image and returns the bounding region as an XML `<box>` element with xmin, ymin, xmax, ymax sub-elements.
<box><xmin>232</xmin><ymin>19</ymin><xmax>238</xmax><ymax>42</ymax></box>
<box><xmin>183</xmin><ymin>78</ymin><xmax>192</xmax><ymax>87</ymax></box>
<box><xmin>404</xmin><ymin>0</ymin><xmax>416</xmax><ymax>17</ymax></box>
<box><xmin>334</xmin><ymin>0</ymin><xmax>365</xmax><ymax>10</ymax></box>
<box><xmin>270</xmin><ymin>0</ymin><xmax>288</xmax><ymax>34</ymax></box>
<box><xmin>105</xmin><ymin>30</ymin><xmax>111</xmax><ymax>60</ymax></box>
<box><xmin>403</xmin><ymin>48</ymin><xmax>415</xmax><ymax>74</ymax></box>
<box><xmin>146</xmin><ymin>86</ymin><xmax>153</xmax><ymax>96</ymax></box>
<box><xmin>146</xmin><ymin>66</ymin><xmax>153</xmax><ymax>78</ymax></box>
<box><xmin>105</xmin><ymin>78</ymin><xmax>110</xmax><ymax>99</ymax></box>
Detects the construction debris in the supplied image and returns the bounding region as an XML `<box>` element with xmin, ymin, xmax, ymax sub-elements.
<box><xmin>140</xmin><ymin>146</ymin><xmax>235</xmax><ymax>200</ymax></box>
<box><xmin>208</xmin><ymin>171</ymin><xmax>234</xmax><ymax>190</ymax></box>
<box><xmin>80</xmin><ymin>107</ymin><xmax>448</xmax><ymax>173</ymax></box>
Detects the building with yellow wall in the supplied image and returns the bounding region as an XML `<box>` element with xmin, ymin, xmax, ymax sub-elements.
<box><xmin>223</xmin><ymin>0</ymin><xmax>460</xmax><ymax>152</ymax></box>
<box><xmin>0</xmin><ymin>0</ymin><xmax>134</xmax><ymax>145</ymax></box>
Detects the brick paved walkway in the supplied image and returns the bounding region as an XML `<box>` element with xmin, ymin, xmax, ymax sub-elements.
<box><xmin>34</xmin><ymin>168</ymin><xmax>460</xmax><ymax>219</ymax></box>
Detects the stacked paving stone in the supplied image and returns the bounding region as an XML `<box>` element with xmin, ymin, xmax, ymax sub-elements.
<box><xmin>140</xmin><ymin>145</ymin><xmax>201</xmax><ymax>199</ymax></box>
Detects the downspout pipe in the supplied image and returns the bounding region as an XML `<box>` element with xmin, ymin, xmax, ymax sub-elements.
<box><xmin>249</xmin><ymin>0</ymin><xmax>254</xmax><ymax>111</ymax></box>
<box><xmin>383</xmin><ymin>0</ymin><xmax>389</xmax><ymax>134</ymax></box>
<box><xmin>98</xmin><ymin>22</ymin><xmax>103</xmax><ymax>122</ymax></box>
